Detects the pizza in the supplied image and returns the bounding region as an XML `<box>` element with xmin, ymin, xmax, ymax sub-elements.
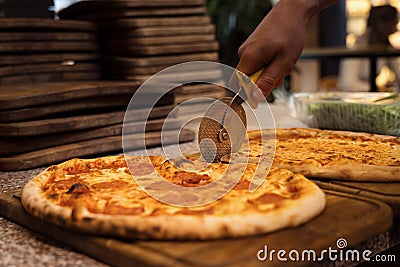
<box><xmin>21</xmin><ymin>155</ymin><xmax>325</xmax><ymax>240</ymax></box>
<box><xmin>231</xmin><ymin>128</ymin><xmax>400</xmax><ymax>181</ymax></box>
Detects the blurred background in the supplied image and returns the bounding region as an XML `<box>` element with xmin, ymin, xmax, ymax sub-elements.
<box><xmin>2</xmin><ymin>0</ymin><xmax>400</xmax><ymax>93</ymax></box>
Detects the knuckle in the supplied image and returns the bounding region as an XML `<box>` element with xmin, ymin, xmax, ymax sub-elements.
<box><xmin>271</xmin><ymin>39</ymin><xmax>285</xmax><ymax>52</ymax></box>
<box><xmin>238</xmin><ymin>43</ymin><xmax>247</xmax><ymax>57</ymax></box>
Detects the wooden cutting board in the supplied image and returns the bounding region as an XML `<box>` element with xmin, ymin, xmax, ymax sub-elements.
<box><xmin>106</xmin><ymin>57</ymin><xmax>220</xmax><ymax>76</ymax></box>
<box><xmin>59</xmin><ymin>0</ymin><xmax>206</xmax><ymax>11</ymax></box>
<box><xmin>0</xmin><ymin>81</ymin><xmax>140</xmax><ymax>110</ymax></box>
<box><xmin>110</xmin><ymin>24</ymin><xmax>215</xmax><ymax>38</ymax></box>
<box><xmin>105</xmin><ymin>53</ymin><xmax>219</xmax><ymax>68</ymax></box>
<box><xmin>111</xmin><ymin>69</ymin><xmax>223</xmax><ymax>83</ymax></box>
<box><xmin>0</xmin><ymin>117</ymin><xmax>184</xmax><ymax>155</ymax></box>
<box><xmin>174</xmin><ymin>83</ymin><xmax>227</xmax><ymax>95</ymax></box>
<box><xmin>0</xmin><ymin>72</ymin><xmax>101</xmax><ymax>85</ymax></box>
<box><xmin>0</xmin><ymin>94</ymin><xmax>174</xmax><ymax>123</ymax></box>
<box><xmin>106</xmin><ymin>34</ymin><xmax>215</xmax><ymax>47</ymax></box>
<box><xmin>175</xmin><ymin>91</ymin><xmax>226</xmax><ymax>105</ymax></box>
<box><xmin>110</xmin><ymin>41</ymin><xmax>219</xmax><ymax>56</ymax></box>
<box><xmin>104</xmin><ymin>65</ymin><xmax>167</xmax><ymax>76</ymax></box>
<box><xmin>0</xmin><ymin>105</ymin><xmax>174</xmax><ymax>137</ymax></box>
<box><xmin>314</xmin><ymin>180</ymin><xmax>400</xmax><ymax>217</ymax></box>
<box><xmin>174</xmin><ymin>101</ymin><xmax>214</xmax><ymax>117</ymax></box>
<box><xmin>0</xmin><ymin>41</ymin><xmax>98</xmax><ymax>53</ymax></box>
<box><xmin>0</xmin><ymin>95</ymin><xmax>131</xmax><ymax>123</ymax></box>
<box><xmin>0</xmin><ymin>18</ymin><xmax>96</xmax><ymax>31</ymax></box>
<box><xmin>109</xmin><ymin>16</ymin><xmax>211</xmax><ymax>28</ymax></box>
<box><xmin>0</xmin><ymin>111</ymin><xmax>123</xmax><ymax>137</ymax></box>
<box><xmin>0</xmin><ymin>63</ymin><xmax>99</xmax><ymax>77</ymax></box>
<box><xmin>61</xmin><ymin>6</ymin><xmax>207</xmax><ymax>20</ymax></box>
<box><xmin>0</xmin><ymin>129</ymin><xmax>195</xmax><ymax>170</ymax></box>
<box><xmin>0</xmin><ymin>53</ymin><xmax>99</xmax><ymax>66</ymax></box>
<box><xmin>0</xmin><ymin>189</ymin><xmax>392</xmax><ymax>267</ymax></box>
<box><xmin>0</xmin><ymin>32</ymin><xmax>97</xmax><ymax>42</ymax></box>
<box><xmin>58</xmin><ymin>0</ymin><xmax>206</xmax><ymax>18</ymax></box>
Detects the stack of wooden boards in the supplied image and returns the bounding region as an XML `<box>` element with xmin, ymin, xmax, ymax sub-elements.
<box><xmin>0</xmin><ymin>18</ymin><xmax>100</xmax><ymax>85</ymax></box>
<box><xmin>0</xmin><ymin>82</ymin><xmax>194</xmax><ymax>171</ymax></box>
<box><xmin>58</xmin><ymin>0</ymin><xmax>227</xmax><ymax>124</ymax></box>
<box><xmin>0</xmin><ymin>0</ymin><xmax>4</xmax><ymax>18</ymax></box>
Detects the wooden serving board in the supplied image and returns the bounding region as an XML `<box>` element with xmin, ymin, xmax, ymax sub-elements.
<box><xmin>106</xmin><ymin>34</ymin><xmax>215</xmax><ymax>47</ymax></box>
<box><xmin>0</xmin><ymin>41</ymin><xmax>98</xmax><ymax>53</ymax></box>
<box><xmin>0</xmin><ymin>117</ymin><xmax>184</xmax><ymax>155</ymax></box>
<box><xmin>58</xmin><ymin>0</ymin><xmax>206</xmax><ymax>18</ymax></box>
<box><xmin>174</xmin><ymin>83</ymin><xmax>227</xmax><ymax>95</ymax></box>
<box><xmin>0</xmin><ymin>95</ymin><xmax>132</xmax><ymax>123</ymax></box>
<box><xmin>0</xmin><ymin>53</ymin><xmax>99</xmax><ymax>66</ymax></box>
<box><xmin>175</xmin><ymin>91</ymin><xmax>227</xmax><ymax>105</ymax></box>
<box><xmin>0</xmin><ymin>105</ymin><xmax>174</xmax><ymax>137</ymax></box>
<box><xmin>61</xmin><ymin>6</ymin><xmax>206</xmax><ymax>20</ymax></box>
<box><xmin>174</xmin><ymin>101</ymin><xmax>214</xmax><ymax>117</ymax></box>
<box><xmin>314</xmin><ymin>180</ymin><xmax>400</xmax><ymax>217</ymax></box>
<box><xmin>0</xmin><ymin>129</ymin><xmax>195</xmax><ymax>170</ymax></box>
<box><xmin>104</xmin><ymin>65</ymin><xmax>167</xmax><ymax>76</ymax></box>
<box><xmin>0</xmin><ymin>111</ymin><xmax>124</xmax><ymax>137</ymax></box>
<box><xmin>109</xmin><ymin>16</ymin><xmax>211</xmax><ymax>28</ymax></box>
<box><xmin>0</xmin><ymin>190</ymin><xmax>392</xmax><ymax>267</ymax></box>
<box><xmin>0</xmin><ymin>18</ymin><xmax>96</xmax><ymax>31</ymax></box>
<box><xmin>0</xmin><ymin>81</ymin><xmax>140</xmax><ymax>110</ymax></box>
<box><xmin>0</xmin><ymin>72</ymin><xmax>101</xmax><ymax>85</ymax></box>
<box><xmin>0</xmin><ymin>63</ymin><xmax>99</xmax><ymax>77</ymax></box>
<box><xmin>111</xmin><ymin>42</ymin><xmax>219</xmax><ymax>56</ymax></box>
<box><xmin>106</xmin><ymin>57</ymin><xmax>220</xmax><ymax>76</ymax></box>
<box><xmin>0</xmin><ymin>32</ymin><xmax>97</xmax><ymax>42</ymax></box>
<box><xmin>59</xmin><ymin>0</ymin><xmax>206</xmax><ymax>11</ymax></box>
<box><xmin>105</xmin><ymin>53</ymin><xmax>219</xmax><ymax>68</ymax></box>
<box><xmin>0</xmin><ymin>94</ymin><xmax>174</xmax><ymax>123</ymax></box>
<box><xmin>110</xmin><ymin>24</ymin><xmax>215</xmax><ymax>38</ymax></box>
<box><xmin>112</xmin><ymin>68</ymin><xmax>223</xmax><ymax>83</ymax></box>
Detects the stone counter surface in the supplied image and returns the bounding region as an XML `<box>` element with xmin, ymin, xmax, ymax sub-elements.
<box><xmin>0</xmin><ymin>168</ymin><xmax>108</xmax><ymax>267</ymax></box>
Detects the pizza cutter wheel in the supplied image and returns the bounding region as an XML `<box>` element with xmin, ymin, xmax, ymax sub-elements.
<box><xmin>198</xmin><ymin>69</ymin><xmax>264</xmax><ymax>162</ymax></box>
<box><xmin>198</xmin><ymin>97</ymin><xmax>247</xmax><ymax>162</ymax></box>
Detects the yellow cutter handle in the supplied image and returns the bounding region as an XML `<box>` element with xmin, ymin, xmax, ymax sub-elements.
<box><xmin>239</xmin><ymin>68</ymin><xmax>265</xmax><ymax>109</ymax></box>
<box><xmin>250</xmin><ymin>68</ymin><xmax>264</xmax><ymax>83</ymax></box>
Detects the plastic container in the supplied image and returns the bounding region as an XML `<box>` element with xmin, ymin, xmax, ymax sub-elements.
<box><xmin>293</xmin><ymin>92</ymin><xmax>400</xmax><ymax>136</ymax></box>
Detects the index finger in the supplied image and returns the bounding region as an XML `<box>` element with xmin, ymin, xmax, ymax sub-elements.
<box><xmin>236</xmin><ymin>45</ymin><xmax>275</xmax><ymax>75</ymax></box>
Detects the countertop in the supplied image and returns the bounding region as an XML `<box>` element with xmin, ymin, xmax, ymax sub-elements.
<box><xmin>0</xmin><ymin>142</ymin><xmax>191</xmax><ymax>267</ymax></box>
<box><xmin>0</xmin><ymin>166</ymin><xmax>105</xmax><ymax>267</ymax></box>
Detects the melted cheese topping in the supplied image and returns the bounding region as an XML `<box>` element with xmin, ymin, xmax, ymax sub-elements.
<box><xmin>41</xmin><ymin>155</ymin><xmax>305</xmax><ymax>217</ymax></box>
<box><xmin>247</xmin><ymin>129</ymin><xmax>400</xmax><ymax>166</ymax></box>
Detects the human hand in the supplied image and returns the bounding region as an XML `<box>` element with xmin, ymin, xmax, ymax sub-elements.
<box><xmin>236</xmin><ymin>0</ymin><xmax>336</xmax><ymax>102</ymax></box>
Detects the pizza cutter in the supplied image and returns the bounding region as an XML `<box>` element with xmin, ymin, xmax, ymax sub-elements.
<box><xmin>198</xmin><ymin>69</ymin><xmax>264</xmax><ymax>162</ymax></box>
